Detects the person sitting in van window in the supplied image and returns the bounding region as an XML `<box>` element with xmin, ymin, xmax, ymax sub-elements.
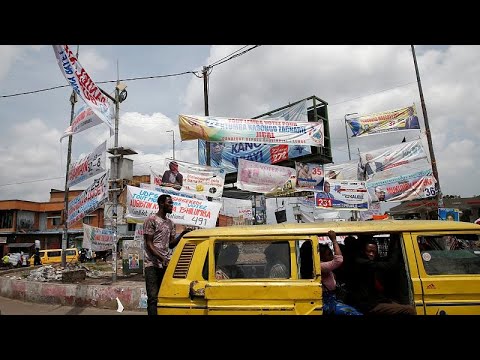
<box><xmin>215</xmin><ymin>244</ymin><xmax>244</xmax><ymax>280</ymax></box>
<box><xmin>264</xmin><ymin>242</ymin><xmax>290</xmax><ymax>278</ymax></box>
<box><xmin>320</xmin><ymin>231</ymin><xmax>362</xmax><ymax>315</ymax></box>
<box><xmin>347</xmin><ymin>238</ymin><xmax>416</xmax><ymax>315</ymax></box>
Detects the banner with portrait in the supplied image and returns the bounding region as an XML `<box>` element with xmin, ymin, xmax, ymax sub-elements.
<box><xmin>295</xmin><ymin>162</ymin><xmax>324</xmax><ymax>190</ymax></box>
<box><xmin>150</xmin><ymin>159</ymin><xmax>225</xmax><ymax>198</ymax></box>
<box><xmin>236</xmin><ymin>159</ymin><xmax>297</xmax><ymax>196</ymax></box>
<box><xmin>438</xmin><ymin>208</ymin><xmax>460</xmax><ymax>221</ymax></box>
<box><xmin>82</xmin><ymin>224</ymin><xmax>115</xmax><ymax>251</ymax></box>
<box><xmin>122</xmin><ymin>239</ymin><xmax>144</xmax><ymax>275</ymax></box>
<box><xmin>314</xmin><ymin>180</ymin><xmax>369</xmax><ymax>210</ymax></box>
<box><xmin>367</xmin><ymin>169</ymin><xmax>437</xmax><ymax>202</ymax></box>
<box><xmin>125</xmin><ymin>185</ymin><xmax>221</xmax><ymax>228</ymax></box>
<box><xmin>358</xmin><ymin>139</ymin><xmax>429</xmax><ymax>181</ymax></box>
<box><xmin>179</xmin><ymin>114</ymin><xmax>324</xmax><ymax>147</ymax></box>
<box><xmin>52</xmin><ymin>45</ymin><xmax>114</xmax><ymax>131</ymax></box>
<box><xmin>346</xmin><ymin>104</ymin><xmax>420</xmax><ymax>137</ymax></box>
<box><xmin>324</xmin><ymin>160</ymin><xmax>363</xmax><ymax>181</ymax></box>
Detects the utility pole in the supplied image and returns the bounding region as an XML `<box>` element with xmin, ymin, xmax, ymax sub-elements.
<box><xmin>166</xmin><ymin>130</ymin><xmax>175</xmax><ymax>159</ymax></box>
<box><xmin>61</xmin><ymin>45</ymin><xmax>79</xmax><ymax>267</ymax></box>
<box><xmin>202</xmin><ymin>66</ymin><xmax>211</xmax><ymax>166</ymax></box>
<box><xmin>411</xmin><ymin>45</ymin><xmax>443</xmax><ymax>207</ymax></box>
<box><xmin>344</xmin><ymin>113</ymin><xmax>358</xmax><ymax>161</ymax></box>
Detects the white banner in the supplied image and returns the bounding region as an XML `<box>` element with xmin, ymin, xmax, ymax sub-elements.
<box><xmin>133</xmin><ymin>223</ymin><xmax>144</xmax><ymax>242</ymax></box>
<box><xmin>125</xmin><ymin>185</ymin><xmax>221</xmax><ymax>228</ymax></box>
<box><xmin>295</xmin><ymin>161</ymin><xmax>324</xmax><ymax>190</ymax></box>
<box><xmin>82</xmin><ymin>224</ymin><xmax>115</xmax><ymax>251</ymax></box>
<box><xmin>67</xmin><ymin>171</ymin><xmax>109</xmax><ymax>226</ymax></box>
<box><xmin>325</xmin><ymin>160</ymin><xmax>363</xmax><ymax>181</ymax></box>
<box><xmin>359</xmin><ymin>202</ymin><xmax>381</xmax><ymax>221</ymax></box>
<box><xmin>358</xmin><ymin>139</ymin><xmax>429</xmax><ymax>181</ymax></box>
<box><xmin>53</xmin><ymin>45</ymin><xmax>114</xmax><ymax>131</ymax></box>
<box><xmin>68</xmin><ymin>141</ymin><xmax>107</xmax><ymax>187</ymax></box>
<box><xmin>151</xmin><ymin>159</ymin><xmax>225</xmax><ymax>198</ymax></box>
<box><xmin>315</xmin><ymin>180</ymin><xmax>369</xmax><ymax>210</ymax></box>
<box><xmin>60</xmin><ymin>103</ymin><xmax>110</xmax><ymax>141</ymax></box>
<box><xmin>237</xmin><ymin>159</ymin><xmax>297</xmax><ymax>195</ymax></box>
<box><xmin>179</xmin><ymin>114</ymin><xmax>324</xmax><ymax>146</ymax></box>
<box><xmin>367</xmin><ymin>169</ymin><xmax>437</xmax><ymax>202</ymax></box>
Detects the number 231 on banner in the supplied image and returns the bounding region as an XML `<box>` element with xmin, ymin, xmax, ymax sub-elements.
<box><xmin>316</xmin><ymin>198</ymin><xmax>332</xmax><ymax>208</ymax></box>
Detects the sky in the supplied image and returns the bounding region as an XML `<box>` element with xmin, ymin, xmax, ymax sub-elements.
<box><xmin>0</xmin><ymin>45</ymin><xmax>478</xmax><ymax>224</ymax></box>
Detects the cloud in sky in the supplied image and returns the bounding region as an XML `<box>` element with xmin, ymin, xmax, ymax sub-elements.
<box><xmin>0</xmin><ymin>45</ymin><xmax>478</xmax><ymax>211</ymax></box>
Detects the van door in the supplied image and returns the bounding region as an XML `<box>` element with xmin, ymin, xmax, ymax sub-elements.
<box><xmin>409</xmin><ymin>231</ymin><xmax>480</xmax><ymax>315</ymax></box>
<box><xmin>204</xmin><ymin>237</ymin><xmax>322</xmax><ymax>315</ymax></box>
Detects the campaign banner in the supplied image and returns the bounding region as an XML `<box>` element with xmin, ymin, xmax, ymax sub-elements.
<box><xmin>179</xmin><ymin>114</ymin><xmax>324</xmax><ymax>147</ymax></box>
<box><xmin>232</xmin><ymin>199</ymin><xmax>253</xmax><ymax>220</ymax></box>
<box><xmin>140</xmin><ymin>182</ymin><xmax>197</xmax><ymax>199</ymax></box>
<box><xmin>295</xmin><ymin>162</ymin><xmax>324</xmax><ymax>190</ymax></box>
<box><xmin>358</xmin><ymin>139</ymin><xmax>429</xmax><ymax>181</ymax></box>
<box><xmin>67</xmin><ymin>171</ymin><xmax>109</xmax><ymax>226</ymax></box>
<box><xmin>122</xmin><ymin>239</ymin><xmax>144</xmax><ymax>274</ymax></box>
<box><xmin>367</xmin><ymin>169</ymin><xmax>437</xmax><ymax>202</ymax></box>
<box><xmin>134</xmin><ymin>223</ymin><xmax>144</xmax><ymax>242</ymax></box>
<box><xmin>325</xmin><ymin>160</ymin><xmax>363</xmax><ymax>181</ymax></box>
<box><xmin>359</xmin><ymin>202</ymin><xmax>382</xmax><ymax>221</ymax></box>
<box><xmin>438</xmin><ymin>208</ymin><xmax>460</xmax><ymax>221</ymax></box>
<box><xmin>347</xmin><ymin>104</ymin><xmax>420</xmax><ymax>137</ymax></box>
<box><xmin>53</xmin><ymin>45</ymin><xmax>114</xmax><ymax>131</ymax></box>
<box><xmin>237</xmin><ymin>159</ymin><xmax>297</xmax><ymax>195</ymax></box>
<box><xmin>60</xmin><ymin>103</ymin><xmax>109</xmax><ymax>141</ymax></box>
<box><xmin>198</xmin><ymin>141</ymin><xmax>311</xmax><ymax>174</ymax></box>
<box><xmin>82</xmin><ymin>224</ymin><xmax>115</xmax><ymax>251</ymax></box>
<box><xmin>150</xmin><ymin>159</ymin><xmax>225</xmax><ymax>198</ymax></box>
<box><xmin>68</xmin><ymin>141</ymin><xmax>107</xmax><ymax>187</ymax></box>
<box><xmin>315</xmin><ymin>180</ymin><xmax>369</xmax><ymax>210</ymax></box>
<box><xmin>125</xmin><ymin>185</ymin><xmax>221</xmax><ymax>228</ymax></box>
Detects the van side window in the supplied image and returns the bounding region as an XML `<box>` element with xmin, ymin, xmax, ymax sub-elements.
<box><xmin>213</xmin><ymin>241</ymin><xmax>292</xmax><ymax>280</ymax></box>
<box><xmin>418</xmin><ymin>234</ymin><xmax>480</xmax><ymax>275</ymax></box>
<box><xmin>65</xmin><ymin>250</ymin><xmax>77</xmax><ymax>256</ymax></box>
<box><xmin>48</xmin><ymin>251</ymin><xmax>61</xmax><ymax>257</ymax></box>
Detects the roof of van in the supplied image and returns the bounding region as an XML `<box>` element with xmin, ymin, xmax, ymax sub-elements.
<box><xmin>184</xmin><ymin>220</ymin><xmax>480</xmax><ymax>239</ymax></box>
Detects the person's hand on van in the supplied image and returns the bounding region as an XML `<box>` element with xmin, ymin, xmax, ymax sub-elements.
<box><xmin>327</xmin><ymin>230</ymin><xmax>337</xmax><ymax>242</ymax></box>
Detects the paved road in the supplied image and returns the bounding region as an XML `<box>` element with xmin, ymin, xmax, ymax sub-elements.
<box><xmin>0</xmin><ymin>296</ymin><xmax>146</xmax><ymax>315</ymax></box>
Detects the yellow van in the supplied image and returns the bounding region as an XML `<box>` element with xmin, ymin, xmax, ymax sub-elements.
<box><xmin>30</xmin><ymin>248</ymin><xmax>79</xmax><ymax>266</ymax></box>
<box><xmin>157</xmin><ymin>220</ymin><xmax>480</xmax><ymax>315</ymax></box>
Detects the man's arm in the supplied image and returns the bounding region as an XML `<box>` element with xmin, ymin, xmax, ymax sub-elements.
<box><xmin>145</xmin><ymin>233</ymin><xmax>168</xmax><ymax>264</ymax></box>
<box><xmin>170</xmin><ymin>227</ymin><xmax>192</xmax><ymax>249</ymax></box>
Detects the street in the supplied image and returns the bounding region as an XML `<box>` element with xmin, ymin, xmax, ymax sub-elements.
<box><xmin>0</xmin><ymin>296</ymin><xmax>146</xmax><ymax>315</ymax></box>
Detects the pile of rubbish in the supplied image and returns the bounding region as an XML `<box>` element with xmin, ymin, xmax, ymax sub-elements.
<box><xmin>25</xmin><ymin>263</ymin><xmax>112</xmax><ymax>282</ymax></box>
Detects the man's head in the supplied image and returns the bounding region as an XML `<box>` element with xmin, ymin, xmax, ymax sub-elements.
<box><xmin>366</xmin><ymin>153</ymin><xmax>373</xmax><ymax>162</ymax></box>
<box><xmin>319</xmin><ymin>243</ymin><xmax>333</xmax><ymax>262</ymax></box>
<box><xmin>157</xmin><ymin>194</ymin><xmax>173</xmax><ymax>214</ymax></box>
<box><xmin>446</xmin><ymin>212</ymin><xmax>455</xmax><ymax>221</ymax></box>
<box><xmin>169</xmin><ymin>161</ymin><xmax>179</xmax><ymax>172</ymax></box>
<box><xmin>324</xmin><ymin>181</ymin><xmax>331</xmax><ymax>193</ymax></box>
<box><xmin>211</xmin><ymin>142</ymin><xmax>225</xmax><ymax>162</ymax></box>
<box><xmin>363</xmin><ymin>240</ymin><xmax>378</xmax><ymax>261</ymax></box>
<box><xmin>375</xmin><ymin>187</ymin><xmax>386</xmax><ymax>201</ymax></box>
<box><xmin>407</xmin><ymin>106</ymin><xmax>414</xmax><ymax>116</ymax></box>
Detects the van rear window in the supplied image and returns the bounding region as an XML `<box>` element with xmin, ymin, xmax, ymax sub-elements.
<box><xmin>418</xmin><ymin>234</ymin><xmax>480</xmax><ymax>275</ymax></box>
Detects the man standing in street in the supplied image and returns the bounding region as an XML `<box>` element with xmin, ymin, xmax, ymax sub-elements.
<box><xmin>143</xmin><ymin>194</ymin><xmax>176</xmax><ymax>316</ymax></box>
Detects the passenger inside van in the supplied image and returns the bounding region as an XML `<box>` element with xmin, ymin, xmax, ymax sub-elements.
<box><xmin>215</xmin><ymin>244</ymin><xmax>244</xmax><ymax>280</ymax></box>
<box><xmin>264</xmin><ymin>242</ymin><xmax>290</xmax><ymax>278</ymax></box>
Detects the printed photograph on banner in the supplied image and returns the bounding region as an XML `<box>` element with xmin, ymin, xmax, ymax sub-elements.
<box><xmin>122</xmin><ymin>239</ymin><xmax>144</xmax><ymax>275</ymax></box>
<box><xmin>179</xmin><ymin>114</ymin><xmax>324</xmax><ymax>147</ymax></box>
<box><xmin>125</xmin><ymin>185</ymin><xmax>221</xmax><ymax>228</ymax></box>
<box><xmin>438</xmin><ymin>208</ymin><xmax>460</xmax><ymax>221</ymax></box>
<box><xmin>67</xmin><ymin>141</ymin><xmax>107</xmax><ymax>187</ymax></box>
<box><xmin>52</xmin><ymin>45</ymin><xmax>114</xmax><ymax>131</ymax></box>
<box><xmin>358</xmin><ymin>140</ymin><xmax>429</xmax><ymax>181</ymax></box>
<box><xmin>315</xmin><ymin>180</ymin><xmax>369</xmax><ymax>210</ymax></box>
<box><xmin>295</xmin><ymin>161</ymin><xmax>324</xmax><ymax>190</ymax></box>
<box><xmin>236</xmin><ymin>158</ymin><xmax>297</xmax><ymax>194</ymax></box>
<box><xmin>151</xmin><ymin>159</ymin><xmax>225</xmax><ymax>198</ymax></box>
<box><xmin>367</xmin><ymin>170</ymin><xmax>437</xmax><ymax>202</ymax></box>
<box><xmin>346</xmin><ymin>104</ymin><xmax>420</xmax><ymax>137</ymax></box>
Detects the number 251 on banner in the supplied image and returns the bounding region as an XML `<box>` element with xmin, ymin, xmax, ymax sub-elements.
<box><xmin>316</xmin><ymin>198</ymin><xmax>332</xmax><ymax>208</ymax></box>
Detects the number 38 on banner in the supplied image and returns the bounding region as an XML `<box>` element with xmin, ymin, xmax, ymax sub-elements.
<box><xmin>316</xmin><ymin>198</ymin><xmax>332</xmax><ymax>208</ymax></box>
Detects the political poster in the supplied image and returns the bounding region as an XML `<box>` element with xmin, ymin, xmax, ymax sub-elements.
<box><xmin>125</xmin><ymin>185</ymin><xmax>221</xmax><ymax>228</ymax></box>
<box><xmin>346</xmin><ymin>104</ymin><xmax>420</xmax><ymax>137</ymax></box>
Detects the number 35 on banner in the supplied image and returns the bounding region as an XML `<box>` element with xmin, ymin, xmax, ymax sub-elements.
<box><xmin>316</xmin><ymin>198</ymin><xmax>332</xmax><ymax>208</ymax></box>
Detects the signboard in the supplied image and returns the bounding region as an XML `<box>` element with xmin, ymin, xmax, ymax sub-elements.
<box><xmin>438</xmin><ymin>208</ymin><xmax>460</xmax><ymax>221</ymax></box>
